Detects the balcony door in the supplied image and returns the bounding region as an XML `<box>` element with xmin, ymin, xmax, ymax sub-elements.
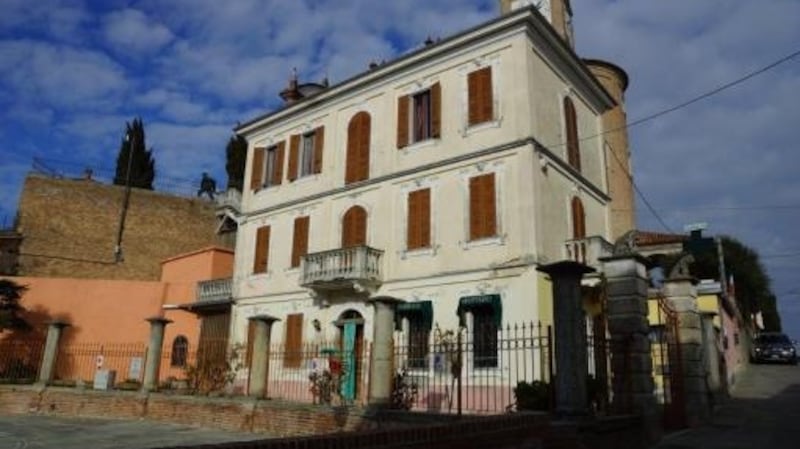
<box><xmin>342</xmin><ymin>206</ymin><xmax>367</xmax><ymax>248</ymax></box>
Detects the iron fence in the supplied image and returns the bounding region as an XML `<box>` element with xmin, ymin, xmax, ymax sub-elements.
<box><xmin>393</xmin><ymin>322</ymin><xmax>553</xmax><ymax>414</ymax></box>
<box><xmin>53</xmin><ymin>342</ymin><xmax>146</xmax><ymax>386</ymax></box>
<box><xmin>0</xmin><ymin>339</ymin><xmax>45</xmax><ymax>384</ymax></box>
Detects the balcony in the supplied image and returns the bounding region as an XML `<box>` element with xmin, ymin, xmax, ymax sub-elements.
<box><xmin>564</xmin><ymin>236</ymin><xmax>613</xmax><ymax>270</ymax></box>
<box><xmin>196</xmin><ymin>277</ymin><xmax>232</xmax><ymax>303</ymax></box>
<box><xmin>300</xmin><ymin>246</ymin><xmax>384</xmax><ymax>293</ymax></box>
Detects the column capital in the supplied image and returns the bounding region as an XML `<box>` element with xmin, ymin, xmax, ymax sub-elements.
<box><xmin>248</xmin><ymin>314</ymin><xmax>281</xmax><ymax>324</ymax></box>
<box><xmin>46</xmin><ymin>320</ymin><xmax>71</xmax><ymax>328</ymax></box>
<box><xmin>145</xmin><ymin>316</ymin><xmax>173</xmax><ymax>325</ymax></box>
<box><xmin>537</xmin><ymin>260</ymin><xmax>595</xmax><ymax>277</ymax></box>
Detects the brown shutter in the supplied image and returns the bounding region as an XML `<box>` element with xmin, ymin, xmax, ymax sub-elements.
<box><xmin>291</xmin><ymin>216</ymin><xmax>310</xmax><ymax>268</ymax></box>
<box><xmin>288</xmin><ymin>134</ymin><xmax>300</xmax><ymax>181</ymax></box>
<box><xmin>468</xmin><ymin>67</ymin><xmax>493</xmax><ymax>126</ymax></box>
<box><xmin>564</xmin><ymin>98</ymin><xmax>581</xmax><ymax>172</ymax></box>
<box><xmin>346</xmin><ymin>112</ymin><xmax>370</xmax><ymax>184</ymax></box>
<box><xmin>430</xmin><ymin>82</ymin><xmax>441</xmax><ymax>138</ymax></box>
<box><xmin>342</xmin><ymin>206</ymin><xmax>367</xmax><ymax>248</ymax></box>
<box><xmin>253</xmin><ymin>225</ymin><xmax>270</xmax><ymax>274</ymax></box>
<box><xmin>407</xmin><ymin>189</ymin><xmax>430</xmax><ymax>250</ymax></box>
<box><xmin>571</xmin><ymin>197</ymin><xmax>586</xmax><ymax>239</ymax></box>
<box><xmin>250</xmin><ymin>147</ymin><xmax>265</xmax><ymax>190</ymax></box>
<box><xmin>245</xmin><ymin>320</ymin><xmax>256</xmax><ymax>367</ymax></box>
<box><xmin>397</xmin><ymin>95</ymin><xmax>409</xmax><ymax>149</ymax></box>
<box><xmin>284</xmin><ymin>313</ymin><xmax>304</xmax><ymax>368</ymax></box>
<box><xmin>272</xmin><ymin>142</ymin><xmax>285</xmax><ymax>185</ymax></box>
<box><xmin>469</xmin><ymin>174</ymin><xmax>496</xmax><ymax>240</ymax></box>
<box><xmin>313</xmin><ymin>126</ymin><xmax>324</xmax><ymax>174</ymax></box>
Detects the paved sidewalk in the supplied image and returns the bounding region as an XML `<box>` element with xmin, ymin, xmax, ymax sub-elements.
<box><xmin>0</xmin><ymin>415</ymin><xmax>265</xmax><ymax>449</ymax></box>
<box><xmin>650</xmin><ymin>364</ymin><xmax>800</xmax><ymax>449</ymax></box>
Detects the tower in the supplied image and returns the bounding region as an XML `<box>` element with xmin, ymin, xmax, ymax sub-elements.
<box><xmin>499</xmin><ymin>0</ymin><xmax>574</xmax><ymax>48</ymax></box>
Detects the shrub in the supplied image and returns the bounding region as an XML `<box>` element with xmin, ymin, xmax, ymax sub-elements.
<box><xmin>513</xmin><ymin>380</ymin><xmax>550</xmax><ymax>411</ymax></box>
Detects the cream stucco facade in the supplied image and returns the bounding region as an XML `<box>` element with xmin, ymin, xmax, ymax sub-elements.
<box><xmin>230</xmin><ymin>6</ymin><xmax>618</xmax><ymax>365</ymax></box>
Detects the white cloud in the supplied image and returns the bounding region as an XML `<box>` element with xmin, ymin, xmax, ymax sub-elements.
<box><xmin>102</xmin><ymin>9</ymin><xmax>174</xmax><ymax>55</ymax></box>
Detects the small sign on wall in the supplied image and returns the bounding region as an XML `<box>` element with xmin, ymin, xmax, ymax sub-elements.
<box><xmin>129</xmin><ymin>357</ymin><xmax>143</xmax><ymax>381</ymax></box>
<box><xmin>93</xmin><ymin>369</ymin><xmax>116</xmax><ymax>390</ymax></box>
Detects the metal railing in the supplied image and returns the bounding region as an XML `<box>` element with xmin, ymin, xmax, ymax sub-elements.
<box><xmin>53</xmin><ymin>342</ymin><xmax>147</xmax><ymax>386</ymax></box>
<box><xmin>300</xmin><ymin>246</ymin><xmax>384</xmax><ymax>288</ymax></box>
<box><xmin>0</xmin><ymin>339</ymin><xmax>45</xmax><ymax>384</ymax></box>
<box><xmin>196</xmin><ymin>278</ymin><xmax>232</xmax><ymax>302</ymax></box>
<box><xmin>564</xmin><ymin>235</ymin><xmax>614</xmax><ymax>268</ymax></box>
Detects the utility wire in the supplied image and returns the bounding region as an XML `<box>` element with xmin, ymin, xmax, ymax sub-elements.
<box><xmin>568</xmin><ymin>48</ymin><xmax>800</xmax><ymax>233</ymax></box>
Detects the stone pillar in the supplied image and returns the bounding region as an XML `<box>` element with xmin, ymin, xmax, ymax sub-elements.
<box><xmin>537</xmin><ymin>261</ymin><xmax>595</xmax><ymax>417</ymax></box>
<box><xmin>367</xmin><ymin>297</ymin><xmax>402</xmax><ymax>407</ymax></box>
<box><xmin>37</xmin><ymin>320</ymin><xmax>70</xmax><ymax>385</ymax></box>
<box><xmin>142</xmin><ymin>317</ymin><xmax>172</xmax><ymax>392</ymax></box>
<box><xmin>663</xmin><ymin>277</ymin><xmax>709</xmax><ymax>425</ymax></box>
<box><xmin>601</xmin><ymin>255</ymin><xmax>656</xmax><ymax>416</ymax></box>
<box><xmin>247</xmin><ymin>314</ymin><xmax>280</xmax><ymax>398</ymax></box>
<box><xmin>700</xmin><ymin>312</ymin><xmax>723</xmax><ymax>402</ymax></box>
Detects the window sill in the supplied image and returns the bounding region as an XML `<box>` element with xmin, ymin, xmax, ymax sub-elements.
<box><xmin>400</xmin><ymin>138</ymin><xmax>438</xmax><ymax>154</ymax></box>
<box><xmin>461</xmin><ymin>234</ymin><xmax>506</xmax><ymax>250</ymax></box>
<box><xmin>253</xmin><ymin>183</ymin><xmax>282</xmax><ymax>194</ymax></box>
<box><xmin>462</xmin><ymin>117</ymin><xmax>502</xmax><ymax>136</ymax></box>
<box><xmin>250</xmin><ymin>270</ymin><xmax>273</xmax><ymax>280</ymax></box>
<box><xmin>400</xmin><ymin>245</ymin><xmax>438</xmax><ymax>260</ymax></box>
<box><xmin>291</xmin><ymin>174</ymin><xmax>320</xmax><ymax>185</ymax></box>
<box><xmin>284</xmin><ymin>266</ymin><xmax>301</xmax><ymax>274</ymax></box>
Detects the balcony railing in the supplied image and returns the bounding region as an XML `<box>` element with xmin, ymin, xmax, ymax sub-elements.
<box><xmin>196</xmin><ymin>277</ymin><xmax>232</xmax><ymax>302</ymax></box>
<box><xmin>300</xmin><ymin>246</ymin><xmax>384</xmax><ymax>291</ymax></box>
<box><xmin>564</xmin><ymin>236</ymin><xmax>613</xmax><ymax>269</ymax></box>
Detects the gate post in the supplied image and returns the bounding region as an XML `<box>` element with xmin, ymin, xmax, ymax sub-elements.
<box><xmin>663</xmin><ymin>277</ymin><xmax>710</xmax><ymax>426</ymax></box>
<box><xmin>600</xmin><ymin>255</ymin><xmax>657</xmax><ymax>420</ymax></box>
<box><xmin>537</xmin><ymin>261</ymin><xmax>594</xmax><ymax>417</ymax></box>
<box><xmin>37</xmin><ymin>320</ymin><xmax>71</xmax><ymax>385</ymax></box>
<box><xmin>142</xmin><ymin>316</ymin><xmax>172</xmax><ymax>392</ymax></box>
<box><xmin>367</xmin><ymin>296</ymin><xmax>402</xmax><ymax>408</ymax></box>
<box><xmin>247</xmin><ymin>315</ymin><xmax>280</xmax><ymax>398</ymax></box>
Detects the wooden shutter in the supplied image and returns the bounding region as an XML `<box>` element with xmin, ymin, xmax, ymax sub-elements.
<box><xmin>245</xmin><ymin>320</ymin><xmax>256</xmax><ymax>367</ymax></box>
<box><xmin>469</xmin><ymin>174</ymin><xmax>496</xmax><ymax>240</ymax></box>
<box><xmin>468</xmin><ymin>67</ymin><xmax>493</xmax><ymax>126</ymax></box>
<box><xmin>564</xmin><ymin>97</ymin><xmax>581</xmax><ymax>172</ymax></box>
<box><xmin>291</xmin><ymin>216</ymin><xmax>310</xmax><ymax>268</ymax></box>
<box><xmin>397</xmin><ymin>95</ymin><xmax>409</xmax><ymax>149</ymax></box>
<box><xmin>342</xmin><ymin>206</ymin><xmax>367</xmax><ymax>248</ymax></box>
<box><xmin>571</xmin><ymin>197</ymin><xmax>586</xmax><ymax>239</ymax></box>
<box><xmin>407</xmin><ymin>189</ymin><xmax>431</xmax><ymax>250</ymax></box>
<box><xmin>430</xmin><ymin>82</ymin><xmax>441</xmax><ymax>138</ymax></box>
<box><xmin>250</xmin><ymin>147</ymin><xmax>265</xmax><ymax>190</ymax></box>
<box><xmin>284</xmin><ymin>313</ymin><xmax>303</xmax><ymax>368</ymax></box>
<box><xmin>288</xmin><ymin>134</ymin><xmax>300</xmax><ymax>181</ymax></box>
<box><xmin>271</xmin><ymin>142</ymin><xmax>285</xmax><ymax>186</ymax></box>
<box><xmin>346</xmin><ymin>112</ymin><xmax>371</xmax><ymax>184</ymax></box>
<box><xmin>313</xmin><ymin>126</ymin><xmax>324</xmax><ymax>174</ymax></box>
<box><xmin>253</xmin><ymin>225</ymin><xmax>270</xmax><ymax>274</ymax></box>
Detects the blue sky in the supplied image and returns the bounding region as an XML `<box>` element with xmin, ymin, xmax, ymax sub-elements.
<box><xmin>1</xmin><ymin>1</ymin><xmax>799</xmax><ymax>337</ymax></box>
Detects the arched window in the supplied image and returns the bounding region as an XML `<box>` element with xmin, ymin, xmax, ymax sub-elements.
<box><xmin>342</xmin><ymin>206</ymin><xmax>367</xmax><ymax>248</ymax></box>
<box><xmin>571</xmin><ymin>197</ymin><xmax>586</xmax><ymax>239</ymax></box>
<box><xmin>170</xmin><ymin>335</ymin><xmax>189</xmax><ymax>367</ymax></box>
<box><xmin>345</xmin><ymin>112</ymin><xmax>371</xmax><ymax>184</ymax></box>
<box><xmin>564</xmin><ymin>97</ymin><xmax>581</xmax><ymax>172</ymax></box>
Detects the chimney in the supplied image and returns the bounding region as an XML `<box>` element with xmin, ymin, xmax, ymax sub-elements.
<box><xmin>279</xmin><ymin>68</ymin><xmax>303</xmax><ymax>105</ymax></box>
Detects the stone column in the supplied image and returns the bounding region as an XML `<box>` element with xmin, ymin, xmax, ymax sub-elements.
<box><xmin>663</xmin><ymin>277</ymin><xmax>709</xmax><ymax>425</ymax></box>
<box><xmin>601</xmin><ymin>255</ymin><xmax>656</xmax><ymax>416</ymax></box>
<box><xmin>367</xmin><ymin>296</ymin><xmax>402</xmax><ymax>407</ymax></box>
<box><xmin>700</xmin><ymin>311</ymin><xmax>722</xmax><ymax>402</ymax></box>
<box><xmin>537</xmin><ymin>261</ymin><xmax>595</xmax><ymax>417</ymax></box>
<box><xmin>37</xmin><ymin>320</ymin><xmax>70</xmax><ymax>385</ymax></box>
<box><xmin>247</xmin><ymin>315</ymin><xmax>280</xmax><ymax>398</ymax></box>
<box><xmin>142</xmin><ymin>317</ymin><xmax>172</xmax><ymax>392</ymax></box>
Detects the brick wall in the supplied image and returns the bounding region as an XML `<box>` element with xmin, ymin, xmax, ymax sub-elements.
<box><xmin>16</xmin><ymin>174</ymin><xmax>224</xmax><ymax>281</ymax></box>
<box><xmin>0</xmin><ymin>385</ymin><xmax>571</xmax><ymax>448</ymax></box>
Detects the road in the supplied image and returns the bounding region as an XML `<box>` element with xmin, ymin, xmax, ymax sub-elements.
<box><xmin>0</xmin><ymin>415</ymin><xmax>263</xmax><ymax>449</ymax></box>
<box><xmin>651</xmin><ymin>363</ymin><xmax>800</xmax><ymax>449</ymax></box>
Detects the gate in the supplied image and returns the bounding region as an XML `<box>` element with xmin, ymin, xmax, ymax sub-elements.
<box><xmin>653</xmin><ymin>294</ymin><xmax>686</xmax><ymax>429</ymax></box>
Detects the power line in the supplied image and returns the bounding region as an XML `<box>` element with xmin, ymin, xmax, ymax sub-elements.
<box><xmin>567</xmin><ymin>47</ymin><xmax>800</xmax><ymax>233</ymax></box>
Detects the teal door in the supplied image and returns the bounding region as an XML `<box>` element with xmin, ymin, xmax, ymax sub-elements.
<box><xmin>340</xmin><ymin>321</ymin><xmax>357</xmax><ymax>401</ymax></box>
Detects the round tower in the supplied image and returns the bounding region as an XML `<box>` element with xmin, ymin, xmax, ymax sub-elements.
<box><xmin>584</xmin><ymin>59</ymin><xmax>636</xmax><ymax>240</ymax></box>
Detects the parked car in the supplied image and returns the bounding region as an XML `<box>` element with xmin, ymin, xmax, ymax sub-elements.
<box><xmin>751</xmin><ymin>332</ymin><xmax>798</xmax><ymax>365</ymax></box>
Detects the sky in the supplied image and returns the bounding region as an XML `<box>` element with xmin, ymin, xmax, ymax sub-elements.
<box><xmin>1</xmin><ymin>1</ymin><xmax>799</xmax><ymax>337</ymax></box>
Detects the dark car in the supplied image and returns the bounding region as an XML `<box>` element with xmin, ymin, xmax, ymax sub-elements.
<box><xmin>751</xmin><ymin>332</ymin><xmax>797</xmax><ymax>365</ymax></box>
